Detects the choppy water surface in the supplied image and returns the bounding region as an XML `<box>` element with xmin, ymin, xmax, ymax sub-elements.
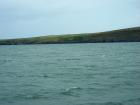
<box><xmin>0</xmin><ymin>43</ymin><xmax>140</xmax><ymax>105</ymax></box>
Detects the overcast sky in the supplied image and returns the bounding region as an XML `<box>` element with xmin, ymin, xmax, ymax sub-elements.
<box><xmin>0</xmin><ymin>0</ymin><xmax>140</xmax><ymax>39</ymax></box>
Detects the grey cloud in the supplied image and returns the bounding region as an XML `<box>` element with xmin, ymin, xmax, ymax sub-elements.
<box><xmin>0</xmin><ymin>0</ymin><xmax>140</xmax><ymax>39</ymax></box>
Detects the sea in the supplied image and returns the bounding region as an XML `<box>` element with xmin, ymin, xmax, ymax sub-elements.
<box><xmin>0</xmin><ymin>42</ymin><xmax>140</xmax><ymax>105</ymax></box>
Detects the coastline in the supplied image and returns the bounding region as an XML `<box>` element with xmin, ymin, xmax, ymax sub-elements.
<box><xmin>0</xmin><ymin>27</ymin><xmax>140</xmax><ymax>45</ymax></box>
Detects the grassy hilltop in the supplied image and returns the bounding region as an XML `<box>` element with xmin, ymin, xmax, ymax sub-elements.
<box><xmin>0</xmin><ymin>27</ymin><xmax>140</xmax><ymax>45</ymax></box>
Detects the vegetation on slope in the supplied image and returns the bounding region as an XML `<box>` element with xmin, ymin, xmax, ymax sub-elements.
<box><xmin>0</xmin><ymin>27</ymin><xmax>140</xmax><ymax>45</ymax></box>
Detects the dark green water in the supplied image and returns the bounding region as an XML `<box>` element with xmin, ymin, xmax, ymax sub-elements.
<box><xmin>0</xmin><ymin>43</ymin><xmax>140</xmax><ymax>105</ymax></box>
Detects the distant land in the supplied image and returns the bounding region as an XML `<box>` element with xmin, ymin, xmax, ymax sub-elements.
<box><xmin>0</xmin><ymin>27</ymin><xmax>140</xmax><ymax>45</ymax></box>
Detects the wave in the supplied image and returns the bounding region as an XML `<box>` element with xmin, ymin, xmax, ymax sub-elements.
<box><xmin>64</xmin><ymin>58</ymin><xmax>81</xmax><ymax>61</ymax></box>
<box><xmin>78</xmin><ymin>102</ymin><xmax>123</xmax><ymax>105</ymax></box>
<box><xmin>78</xmin><ymin>98</ymin><xmax>140</xmax><ymax>105</ymax></box>
<box><xmin>65</xmin><ymin>86</ymin><xmax>82</xmax><ymax>91</ymax></box>
<box><xmin>14</xmin><ymin>93</ymin><xmax>48</xmax><ymax>100</ymax></box>
<box><xmin>60</xmin><ymin>87</ymin><xmax>82</xmax><ymax>96</ymax></box>
<box><xmin>0</xmin><ymin>59</ymin><xmax>13</xmax><ymax>65</ymax></box>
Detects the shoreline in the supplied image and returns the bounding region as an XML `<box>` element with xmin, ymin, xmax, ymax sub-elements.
<box><xmin>0</xmin><ymin>27</ymin><xmax>140</xmax><ymax>45</ymax></box>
